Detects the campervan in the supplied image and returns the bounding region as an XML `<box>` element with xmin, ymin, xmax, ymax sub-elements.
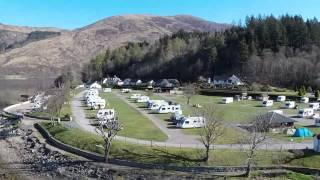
<box><xmin>222</xmin><ymin>97</ymin><xmax>233</xmax><ymax>104</ymax></box>
<box><xmin>268</xmin><ymin>110</ymin><xmax>283</xmax><ymax>114</ymax></box>
<box><xmin>170</xmin><ymin>111</ymin><xmax>184</xmax><ymax>124</ymax></box>
<box><xmin>298</xmin><ymin>108</ymin><xmax>314</xmax><ymax>118</ymax></box>
<box><xmin>315</xmin><ymin>118</ymin><xmax>320</xmax><ymax>127</ymax></box>
<box><xmin>277</xmin><ymin>96</ymin><xmax>286</xmax><ymax>102</ymax></box>
<box><xmin>262</xmin><ymin>100</ymin><xmax>273</xmax><ymax>107</ymax></box>
<box><xmin>136</xmin><ymin>96</ymin><xmax>150</xmax><ymax>103</ymax></box>
<box><xmin>121</xmin><ymin>88</ymin><xmax>132</xmax><ymax>93</ymax></box>
<box><xmin>129</xmin><ymin>94</ymin><xmax>141</xmax><ymax>99</ymax></box>
<box><xmin>284</xmin><ymin>101</ymin><xmax>295</xmax><ymax>109</ymax></box>
<box><xmin>157</xmin><ymin>104</ymin><xmax>182</xmax><ymax>114</ymax></box>
<box><xmin>97</xmin><ymin>109</ymin><xmax>115</xmax><ymax>121</ymax></box>
<box><xmin>148</xmin><ymin>100</ymin><xmax>168</xmax><ymax>110</ymax></box>
<box><xmin>309</xmin><ymin>103</ymin><xmax>320</xmax><ymax>110</ymax></box>
<box><xmin>176</xmin><ymin>116</ymin><xmax>205</xmax><ymax>128</ymax></box>
<box><xmin>300</xmin><ymin>97</ymin><xmax>309</xmax><ymax>103</ymax></box>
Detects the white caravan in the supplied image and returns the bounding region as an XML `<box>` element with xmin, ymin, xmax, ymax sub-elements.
<box><xmin>300</xmin><ymin>97</ymin><xmax>309</xmax><ymax>103</ymax></box>
<box><xmin>284</xmin><ymin>101</ymin><xmax>295</xmax><ymax>109</ymax></box>
<box><xmin>277</xmin><ymin>96</ymin><xmax>286</xmax><ymax>102</ymax></box>
<box><xmin>298</xmin><ymin>108</ymin><xmax>314</xmax><ymax>118</ymax></box>
<box><xmin>121</xmin><ymin>88</ymin><xmax>132</xmax><ymax>93</ymax></box>
<box><xmin>176</xmin><ymin>116</ymin><xmax>205</xmax><ymax>128</ymax></box>
<box><xmin>262</xmin><ymin>100</ymin><xmax>273</xmax><ymax>107</ymax></box>
<box><xmin>147</xmin><ymin>100</ymin><xmax>168</xmax><ymax>110</ymax></box>
<box><xmin>103</xmin><ymin>88</ymin><xmax>112</xmax><ymax>93</ymax></box>
<box><xmin>309</xmin><ymin>103</ymin><xmax>320</xmax><ymax>110</ymax></box>
<box><xmin>130</xmin><ymin>94</ymin><xmax>141</xmax><ymax>99</ymax></box>
<box><xmin>170</xmin><ymin>111</ymin><xmax>184</xmax><ymax>124</ymax></box>
<box><xmin>136</xmin><ymin>96</ymin><xmax>150</xmax><ymax>103</ymax></box>
<box><xmin>222</xmin><ymin>97</ymin><xmax>233</xmax><ymax>104</ymax></box>
<box><xmin>268</xmin><ymin>110</ymin><xmax>283</xmax><ymax>114</ymax></box>
<box><xmin>97</xmin><ymin>109</ymin><xmax>115</xmax><ymax>121</ymax></box>
<box><xmin>88</xmin><ymin>98</ymin><xmax>106</xmax><ymax>110</ymax></box>
<box><xmin>157</xmin><ymin>104</ymin><xmax>182</xmax><ymax>114</ymax></box>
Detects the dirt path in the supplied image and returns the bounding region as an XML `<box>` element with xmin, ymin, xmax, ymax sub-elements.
<box><xmin>113</xmin><ymin>91</ymin><xmax>199</xmax><ymax>144</ymax></box>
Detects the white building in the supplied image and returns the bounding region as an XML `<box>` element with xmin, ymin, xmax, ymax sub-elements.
<box><xmin>212</xmin><ymin>74</ymin><xmax>244</xmax><ymax>86</ymax></box>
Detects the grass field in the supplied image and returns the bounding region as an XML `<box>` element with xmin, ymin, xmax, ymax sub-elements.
<box><xmin>41</xmin><ymin>122</ymin><xmax>296</xmax><ymax>167</ymax></box>
<box><xmin>158</xmin><ymin>93</ymin><xmax>313</xmax><ymax>123</ymax></box>
<box><xmin>99</xmin><ymin>92</ymin><xmax>168</xmax><ymax>141</ymax></box>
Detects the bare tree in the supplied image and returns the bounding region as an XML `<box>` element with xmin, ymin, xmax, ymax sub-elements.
<box><xmin>95</xmin><ymin>119</ymin><xmax>123</xmax><ymax>163</ymax></box>
<box><xmin>184</xmin><ymin>83</ymin><xmax>197</xmax><ymax>105</ymax></box>
<box><xmin>240</xmin><ymin>115</ymin><xmax>269</xmax><ymax>178</ymax></box>
<box><xmin>197</xmin><ymin>104</ymin><xmax>224</xmax><ymax>162</ymax></box>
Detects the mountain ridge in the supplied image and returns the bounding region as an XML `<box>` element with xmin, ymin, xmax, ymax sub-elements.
<box><xmin>0</xmin><ymin>14</ymin><xmax>231</xmax><ymax>77</ymax></box>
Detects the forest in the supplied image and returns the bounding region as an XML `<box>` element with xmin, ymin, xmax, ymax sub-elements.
<box><xmin>84</xmin><ymin>15</ymin><xmax>320</xmax><ymax>89</ymax></box>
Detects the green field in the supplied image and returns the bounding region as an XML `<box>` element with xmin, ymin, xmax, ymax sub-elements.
<box><xmin>41</xmin><ymin>122</ymin><xmax>296</xmax><ymax>167</ymax></box>
<box><xmin>159</xmin><ymin>93</ymin><xmax>312</xmax><ymax>123</ymax></box>
<box><xmin>99</xmin><ymin>92</ymin><xmax>168</xmax><ymax>141</ymax></box>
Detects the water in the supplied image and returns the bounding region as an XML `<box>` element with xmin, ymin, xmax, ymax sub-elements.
<box><xmin>0</xmin><ymin>78</ymin><xmax>53</xmax><ymax>108</ymax></box>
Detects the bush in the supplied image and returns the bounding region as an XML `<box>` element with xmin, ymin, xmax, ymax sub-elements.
<box><xmin>261</xmin><ymin>85</ymin><xmax>272</xmax><ymax>92</ymax></box>
<box><xmin>315</xmin><ymin>90</ymin><xmax>320</xmax><ymax>99</ymax></box>
<box><xmin>250</xmin><ymin>82</ymin><xmax>261</xmax><ymax>92</ymax></box>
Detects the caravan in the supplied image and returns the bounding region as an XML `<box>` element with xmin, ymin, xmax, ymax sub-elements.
<box><xmin>148</xmin><ymin>100</ymin><xmax>168</xmax><ymax>110</ymax></box>
<box><xmin>129</xmin><ymin>94</ymin><xmax>141</xmax><ymax>99</ymax></box>
<box><xmin>222</xmin><ymin>97</ymin><xmax>233</xmax><ymax>104</ymax></box>
<box><xmin>136</xmin><ymin>96</ymin><xmax>150</xmax><ymax>103</ymax></box>
<box><xmin>262</xmin><ymin>100</ymin><xmax>273</xmax><ymax>107</ymax></box>
<box><xmin>298</xmin><ymin>108</ymin><xmax>314</xmax><ymax>118</ymax></box>
<box><xmin>284</xmin><ymin>101</ymin><xmax>295</xmax><ymax>109</ymax></box>
<box><xmin>121</xmin><ymin>88</ymin><xmax>132</xmax><ymax>93</ymax></box>
<box><xmin>157</xmin><ymin>104</ymin><xmax>182</xmax><ymax>114</ymax></box>
<box><xmin>300</xmin><ymin>97</ymin><xmax>309</xmax><ymax>103</ymax></box>
<box><xmin>88</xmin><ymin>98</ymin><xmax>106</xmax><ymax>110</ymax></box>
<box><xmin>277</xmin><ymin>96</ymin><xmax>286</xmax><ymax>102</ymax></box>
<box><xmin>97</xmin><ymin>109</ymin><xmax>115</xmax><ymax>121</ymax></box>
<box><xmin>176</xmin><ymin>116</ymin><xmax>205</xmax><ymax>128</ymax></box>
<box><xmin>170</xmin><ymin>111</ymin><xmax>184</xmax><ymax>124</ymax></box>
<box><xmin>309</xmin><ymin>103</ymin><xmax>320</xmax><ymax>110</ymax></box>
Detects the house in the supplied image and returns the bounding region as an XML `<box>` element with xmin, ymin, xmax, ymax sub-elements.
<box><xmin>102</xmin><ymin>75</ymin><xmax>122</xmax><ymax>85</ymax></box>
<box><xmin>155</xmin><ymin>79</ymin><xmax>171</xmax><ymax>88</ymax></box>
<box><xmin>123</xmin><ymin>78</ymin><xmax>132</xmax><ymax>86</ymax></box>
<box><xmin>212</xmin><ymin>74</ymin><xmax>244</xmax><ymax>86</ymax></box>
<box><xmin>168</xmin><ymin>79</ymin><xmax>180</xmax><ymax>87</ymax></box>
<box><xmin>256</xmin><ymin>112</ymin><xmax>296</xmax><ymax>131</ymax></box>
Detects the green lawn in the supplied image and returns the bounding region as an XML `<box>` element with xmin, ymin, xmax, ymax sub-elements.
<box><xmin>41</xmin><ymin>122</ymin><xmax>294</xmax><ymax>167</ymax></box>
<box><xmin>100</xmin><ymin>92</ymin><xmax>168</xmax><ymax>141</ymax></box>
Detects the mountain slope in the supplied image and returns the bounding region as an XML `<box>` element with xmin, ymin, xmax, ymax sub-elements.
<box><xmin>0</xmin><ymin>15</ymin><xmax>230</xmax><ymax>77</ymax></box>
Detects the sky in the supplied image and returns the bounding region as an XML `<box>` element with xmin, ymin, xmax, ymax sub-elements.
<box><xmin>0</xmin><ymin>0</ymin><xmax>319</xmax><ymax>29</ymax></box>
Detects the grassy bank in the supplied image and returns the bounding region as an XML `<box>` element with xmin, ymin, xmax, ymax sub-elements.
<box><xmin>42</xmin><ymin>122</ymin><xmax>296</xmax><ymax>167</ymax></box>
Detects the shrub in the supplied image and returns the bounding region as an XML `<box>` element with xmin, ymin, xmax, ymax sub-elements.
<box><xmin>261</xmin><ymin>85</ymin><xmax>272</xmax><ymax>92</ymax></box>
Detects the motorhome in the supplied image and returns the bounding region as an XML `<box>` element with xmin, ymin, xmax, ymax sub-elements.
<box><xmin>88</xmin><ymin>98</ymin><xmax>105</xmax><ymax>109</ymax></box>
<box><xmin>262</xmin><ymin>100</ymin><xmax>273</xmax><ymax>107</ymax></box>
<box><xmin>148</xmin><ymin>100</ymin><xmax>168</xmax><ymax>110</ymax></box>
<box><xmin>176</xmin><ymin>116</ymin><xmax>205</xmax><ymax>128</ymax></box>
<box><xmin>157</xmin><ymin>104</ymin><xmax>182</xmax><ymax>114</ymax></box>
<box><xmin>130</xmin><ymin>94</ymin><xmax>141</xmax><ymax>99</ymax></box>
<box><xmin>284</xmin><ymin>101</ymin><xmax>295</xmax><ymax>109</ymax></box>
<box><xmin>97</xmin><ymin>109</ymin><xmax>115</xmax><ymax>121</ymax></box>
<box><xmin>309</xmin><ymin>103</ymin><xmax>320</xmax><ymax>110</ymax></box>
<box><xmin>170</xmin><ymin>111</ymin><xmax>184</xmax><ymax>124</ymax></box>
<box><xmin>222</xmin><ymin>97</ymin><xmax>233</xmax><ymax>104</ymax></box>
<box><xmin>298</xmin><ymin>108</ymin><xmax>314</xmax><ymax>118</ymax></box>
<box><xmin>300</xmin><ymin>97</ymin><xmax>309</xmax><ymax>103</ymax></box>
<box><xmin>277</xmin><ymin>96</ymin><xmax>286</xmax><ymax>102</ymax></box>
<box><xmin>136</xmin><ymin>96</ymin><xmax>150</xmax><ymax>103</ymax></box>
<box><xmin>121</xmin><ymin>88</ymin><xmax>132</xmax><ymax>93</ymax></box>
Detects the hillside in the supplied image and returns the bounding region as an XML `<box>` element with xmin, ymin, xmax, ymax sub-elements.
<box><xmin>0</xmin><ymin>15</ymin><xmax>230</xmax><ymax>77</ymax></box>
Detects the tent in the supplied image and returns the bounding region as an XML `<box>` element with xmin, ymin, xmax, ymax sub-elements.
<box><xmin>293</xmin><ymin>128</ymin><xmax>313</xmax><ymax>137</ymax></box>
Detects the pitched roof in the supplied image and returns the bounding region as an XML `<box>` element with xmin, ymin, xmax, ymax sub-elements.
<box><xmin>260</xmin><ymin>112</ymin><xmax>296</xmax><ymax>125</ymax></box>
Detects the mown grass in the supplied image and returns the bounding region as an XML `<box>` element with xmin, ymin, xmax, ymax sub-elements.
<box><xmin>41</xmin><ymin>122</ymin><xmax>295</xmax><ymax>167</ymax></box>
<box><xmin>99</xmin><ymin>92</ymin><xmax>168</xmax><ymax>141</ymax></box>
